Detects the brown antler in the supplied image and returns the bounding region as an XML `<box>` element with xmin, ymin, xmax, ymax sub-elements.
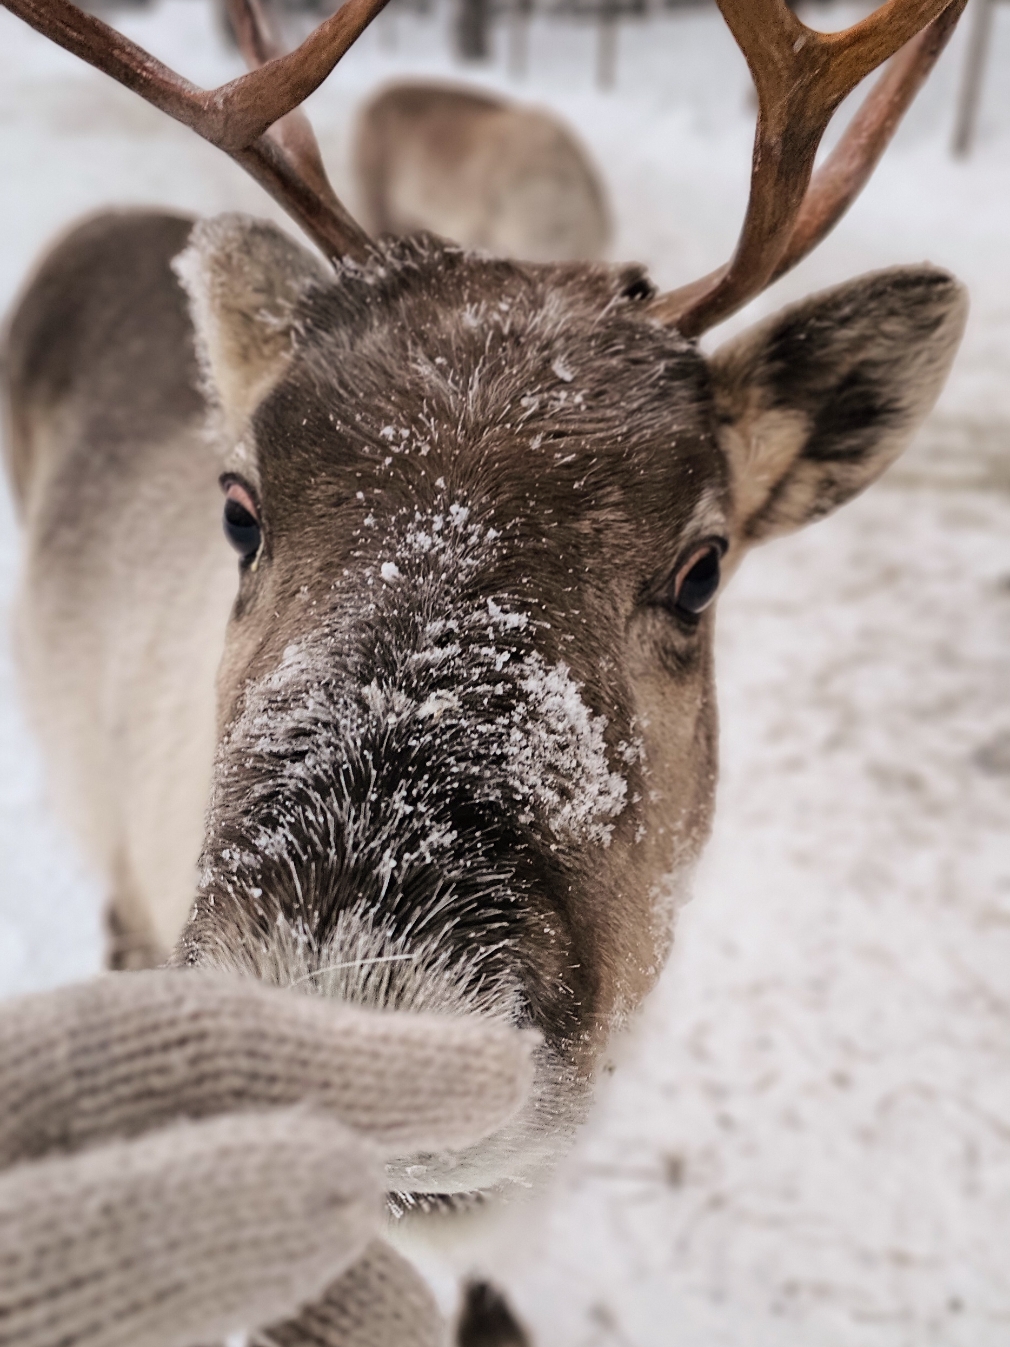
<box><xmin>1</xmin><ymin>0</ymin><xmax>385</xmax><ymax>263</ymax></box>
<box><xmin>3</xmin><ymin>0</ymin><xmax>963</xmax><ymax>296</ymax></box>
<box><xmin>225</xmin><ymin>0</ymin><xmax>345</xmax><ymax>220</ymax></box>
<box><xmin>654</xmin><ymin>0</ymin><xmax>966</xmax><ymax>337</ymax></box>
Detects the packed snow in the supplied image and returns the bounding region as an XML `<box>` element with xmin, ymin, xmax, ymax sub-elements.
<box><xmin>1</xmin><ymin>1</ymin><xmax>1008</xmax><ymax>1343</ymax></box>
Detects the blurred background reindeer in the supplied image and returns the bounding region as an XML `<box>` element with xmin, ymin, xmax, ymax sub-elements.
<box><xmin>352</xmin><ymin>80</ymin><xmax>610</xmax><ymax>261</ymax></box>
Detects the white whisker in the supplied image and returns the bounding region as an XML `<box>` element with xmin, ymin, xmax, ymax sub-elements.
<box><xmin>288</xmin><ymin>952</ymin><xmax>418</xmax><ymax>987</ymax></box>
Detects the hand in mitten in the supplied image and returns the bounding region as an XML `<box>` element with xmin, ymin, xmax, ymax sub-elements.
<box><xmin>0</xmin><ymin>971</ymin><xmax>534</xmax><ymax>1347</ymax></box>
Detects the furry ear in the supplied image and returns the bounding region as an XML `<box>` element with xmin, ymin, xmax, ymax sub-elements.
<box><xmin>172</xmin><ymin>214</ymin><xmax>327</xmax><ymax>438</ymax></box>
<box><xmin>708</xmin><ymin>267</ymin><xmax>968</xmax><ymax>544</ymax></box>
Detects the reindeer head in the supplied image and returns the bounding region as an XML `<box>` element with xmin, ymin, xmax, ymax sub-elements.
<box><xmin>7</xmin><ymin>0</ymin><xmax>968</xmax><ymax>1202</ymax></box>
<box><xmin>163</xmin><ymin>214</ymin><xmax>963</xmax><ymax>1200</ymax></box>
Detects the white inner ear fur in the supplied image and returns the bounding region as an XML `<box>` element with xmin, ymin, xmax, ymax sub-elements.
<box><xmin>172</xmin><ymin>214</ymin><xmax>327</xmax><ymax>440</ymax></box>
<box><xmin>717</xmin><ymin>403</ymin><xmax>811</xmax><ymax>531</ymax></box>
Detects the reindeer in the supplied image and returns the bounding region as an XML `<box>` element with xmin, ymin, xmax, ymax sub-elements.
<box><xmin>352</xmin><ymin>81</ymin><xmax>611</xmax><ymax>262</ymax></box>
<box><xmin>1</xmin><ymin>0</ymin><xmax>968</xmax><ymax>1236</ymax></box>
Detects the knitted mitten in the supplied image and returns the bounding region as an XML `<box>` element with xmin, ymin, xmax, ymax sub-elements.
<box><xmin>0</xmin><ymin>971</ymin><xmax>534</xmax><ymax>1347</ymax></box>
<box><xmin>261</xmin><ymin>1242</ymin><xmax>444</xmax><ymax>1347</ymax></box>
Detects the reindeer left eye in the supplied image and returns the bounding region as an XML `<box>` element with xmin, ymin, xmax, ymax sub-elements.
<box><xmin>222</xmin><ymin>479</ymin><xmax>261</xmax><ymax>561</ymax></box>
<box><xmin>668</xmin><ymin>540</ymin><xmax>725</xmax><ymax>619</ymax></box>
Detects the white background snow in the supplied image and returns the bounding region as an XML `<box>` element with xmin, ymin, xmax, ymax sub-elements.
<box><xmin>1</xmin><ymin>1</ymin><xmax>1008</xmax><ymax>1343</ymax></box>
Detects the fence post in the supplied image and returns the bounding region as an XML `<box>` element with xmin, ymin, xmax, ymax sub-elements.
<box><xmin>457</xmin><ymin>0</ymin><xmax>493</xmax><ymax>59</ymax></box>
<box><xmin>597</xmin><ymin>0</ymin><xmax>618</xmax><ymax>89</ymax></box>
<box><xmin>508</xmin><ymin>0</ymin><xmax>533</xmax><ymax>77</ymax></box>
<box><xmin>952</xmin><ymin>0</ymin><xmax>996</xmax><ymax>156</ymax></box>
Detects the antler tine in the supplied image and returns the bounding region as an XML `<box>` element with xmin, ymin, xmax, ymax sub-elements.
<box><xmin>225</xmin><ymin>0</ymin><xmax>348</xmax><ymax>232</ymax></box>
<box><xmin>228</xmin><ymin>0</ymin><xmax>283</xmax><ymax>66</ymax></box>
<box><xmin>654</xmin><ymin>0</ymin><xmax>963</xmax><ymax>337</ymax></box>
<box><xmin>2</xmin><ymin>0</ymin><xmax>388</xmax><ymax>263</ymax></box>
<box><xmin>776</xmin><ymin>0</ymin><xmax>966</xmax><ymax>282</ymax></box>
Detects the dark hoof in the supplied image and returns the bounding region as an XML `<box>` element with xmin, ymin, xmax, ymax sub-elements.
<box><xmin>105</xmin><ymin>904</ymin><xmax>166</xmax><ymax>970</ymax></box>
<box><xmin>456</xmin><ymin>1280</ymin><xmax>530</xmax><ymax>1347</ymax></box>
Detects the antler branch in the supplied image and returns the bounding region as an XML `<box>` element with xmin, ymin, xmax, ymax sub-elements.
<box><xmin>4</xmin><ymin>0</ymin><xmax>964</xmax><ymax>296</ymax></box>
<box><xmin>226</xmin><ymin>0</ymin><xmax>348</xmax><ymax>226</ymax></box>
<box><xmin>777</xmin><ymin>0</ymin><xmax>966</xmax><ymax>279</ymax></box>
<box><xmin>2</xmin><ymin>0</ymin><xmax>384</xmax><ymax>262</ymax></box>
<box><xmin>654</xmin><ymin>0</ymin><xmax>964</xmax><ymax>336</ymax></box>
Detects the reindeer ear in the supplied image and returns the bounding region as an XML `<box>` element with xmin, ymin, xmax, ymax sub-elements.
<box><xmin>708</xmin><ymin>267</ymin><xmax>967</xmax><ymax>545</ymax></box>
<box><xmin>172</xmin><ymin>214</ymin><xmax>327</xmax><ymax>437</ymax></box>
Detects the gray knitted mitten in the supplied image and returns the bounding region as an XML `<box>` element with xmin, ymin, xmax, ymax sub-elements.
<box><xmin>0</xmin><ymin>971</ymin><xmax>534</xmax><ymax>1347</ymax></box>
<box><xmin>261</xmin><ymin>1241</ymin><xmax>447</xmax><ymax>1347</ymax></box>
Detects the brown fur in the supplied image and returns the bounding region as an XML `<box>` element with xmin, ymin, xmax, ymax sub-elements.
<box><xmin>1</xmin><ymin>209</ymin><xmax>966</xmax><ymax>1205</ymax></box>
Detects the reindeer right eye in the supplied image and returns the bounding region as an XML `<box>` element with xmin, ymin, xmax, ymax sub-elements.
<box><xmin>222</xmin><ymin>481</ymin><xmax>261</xmax><ymax>561</ymax></box>
<box><xmin>663</xmin><ymin>538</ymin><xmax>727</xmax><ymax>622</ymax></box>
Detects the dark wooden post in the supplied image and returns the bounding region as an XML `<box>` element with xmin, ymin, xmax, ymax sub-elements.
<box><xmin>952</xmin><ymin>0</ymin><xmax>996</xmax><ymax>156</ymax></box>
<box><xmin>457</xmin><ymin>0</ymin><xmax>492</xmax><ymax>60</ymax></box>
<box><xmin>597</xmin><ymin>0</ymin><xmax>618</xmax><ymax>89</ymax></box>
<box><xmin>378</xmin><ymin>0</ymin><xmax>398</xmax><ymax>50</ymax></box>
<box><xmin>508</xmin><ymin>0</ymin><xmax>533</xmax><ymax>77</ymax></box>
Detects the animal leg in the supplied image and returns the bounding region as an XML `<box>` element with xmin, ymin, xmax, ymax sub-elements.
<box><xmin>105</xmin><ymin>885</ymin><xmax>167</xmax><ymax>971</ymax></box>
<box><xmin>456</xmin><ymin>1280</ymin><xmax>530</xmax><ymax>1347</ymax></box>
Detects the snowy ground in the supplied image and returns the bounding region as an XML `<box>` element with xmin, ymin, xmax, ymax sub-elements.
<box><xmin>1</xmin><ymin>1</ymin><xmax>1009</xmax><ymax>1343</ymax></box>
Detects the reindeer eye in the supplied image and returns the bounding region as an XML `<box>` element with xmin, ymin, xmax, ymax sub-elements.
<box><xmin>222</xmin><ymin>480</ymin><xmax>261</xmax><ymax>561</ymax></box>
<box><xmin>668</xmin><ymin>540</ymin><xmax>725</xmax><ymax>619</ymax></box>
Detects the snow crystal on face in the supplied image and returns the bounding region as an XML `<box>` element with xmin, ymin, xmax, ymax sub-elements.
<box><xmin>416</xmin><ymin>689</ymin><xmax>460</xmax><ymax>721</ymax></box>
<box><xmin>515</xmin><ymin>658</ymin><xmax>627</xmax><ymax>846</ymax></box>
<box><xmin>487</xmin><ymin>597</ymin><xmax>528</xmax><ymax>631</ymax></box>
<box><xmin>218</xmin><ymin>496</ymin><xmax>629</xmax><ymax>896</ymax></box>
<box><xmin>375</xmin><ymin>499</ymin><xmax>628</xmax><ymax>846</ymax></box>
